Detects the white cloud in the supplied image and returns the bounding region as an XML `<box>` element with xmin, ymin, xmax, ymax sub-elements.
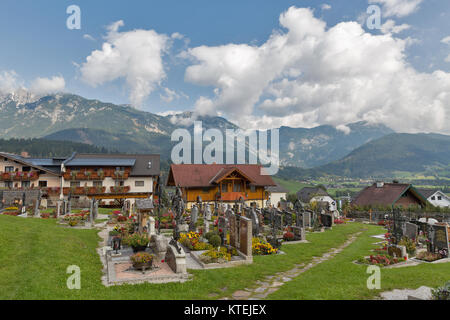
<box><xmin>83</xmin><ymin>34</ymin><xmax>96</xmax><ymax>41</ymax></box>
<box><xmin>368</xmin><ymin>0</ymin><xmax>423</xmax><ymax>18</ymax></box>
<box><xmin>80</xmin><ymin>20</ymin><xmax>171</xmax><ymax>108</ymax></box>
<box><xmin>441</xmin><ymin>36</ymin><xmax>450</xmax><ymax>45</ymax></box>
<box><xmin>336</xmin><ymin>124</ymin><xmax>351</xmax><ymax>135</ymax></box>
<box><xmin>0</xmin><ymin>71</ymin><xmax>64</xmax><ymax>96</ymax></box>
<box><xmin>30</xmin><ymin>76</ymin><xmax>65</xmax><ymax>94</ymax></box>
<box><xmin>445</xmin><ymin>54</ymin><xmax>450</xmax><ymax>63</ymax></box>
<box><xmin>321</xmin><ymin>4</ymin><xmax>332</xmax><ymax>10</ymax></box>
<box><xmin>183</xmin><ymin>6</ymin><xmax>450</xmax><ymax>134</ymax></box>
<box><xmin>0</xmin><ymin>70</ymin><xmax>22</xmax><ymax>93</ymax></box>
<box><xmin>380</xmin><ymin>19</ymin><xmax>411</xmax><ymax>34</ymax></box>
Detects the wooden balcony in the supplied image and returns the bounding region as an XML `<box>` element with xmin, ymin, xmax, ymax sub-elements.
<box><xmin>109</xmin><ymin>186</ymin><xmax>131</xmax><ymax>194</ymax></box>
<box><xmin>63</xmin><ymin>169</ymin><xmax>130</xmax><ymax>180</ymax></box>
<box><xmin>63</xmin><ymin>186</ymin><xmax>107</xmax><ymax>195</ymax></box>
<box><xmin>0</xmin><ymin>171</ymin><xmax>39</xmax><ymax>181</ymax></box>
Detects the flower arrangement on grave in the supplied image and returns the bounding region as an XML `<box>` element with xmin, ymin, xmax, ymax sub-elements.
<box><xmin>4</xmin><ymin>207</ymin><xmax>19</xmax><ymax>211</ymax></box>
<box><xmin>117</xmin><ymin>215</ymin><xmax>128</xmax><ymax>222</ymax></box>
<box><xmin>283</xmin><ymin>231</ymin><xmax>295</xmax><ymax>241</ymax></box>
<box><xmin>200</xmin><ymin>246</ymin><xmax>233</xmax><ymax>264</ymax></box>
<box><xmin>398</xmin><ymin>237</ymin><xmax>417</xmax><ymax>256</ymax></box>
<box><xmin>357</xmin><ymin>254</ymin><xmax>405</xmax><ymax>266</ymax></box>
<box><xmin>130</xmin><ymin>252</ymin><xmax>154</xmax><ymax>270</ymax></box>
<box><xmin>252</xmin><ymin>237</ymin><xmax>278</xmax><ymax>255</ymax></box>
<box><xmin>3</xmin><ymin>211</ymin><xmax>20</xmax><ymax>216</ymax></box>
<box><xmin>40</xmin><ymin>213</ymin><xmax>50</xmax><ymax>219</ymax></box>
<box><xmin>432</xmin><ymin>282</ymin><xmax>450</xmax><ymax>300</ymax></box>
<box><xmin>334</xmin><ymin>219</ymin><xmax>345</xmax><ymax>225</ymax></box>
<box><xmin>179</xmin><ymin>231</ymin><xmax>209</xmax><ymax>250</ymax></box>
<box><xmin>377</xmin><ymin>220</ymin><xmax>387</xmax><ymax>226</ymax></box>
<box><xmin>68</xmin><ymin>219</ymin><xmax>79</xmax><ymax>227</ymax></box>
<box><xmin>123</xmin><ymin>233</ymin><xmax>149</xmax><ymax>252</ymax></box>
<box><xmin>416</xmin><ymin>251</ymin><xmax>442</xmax><ymax>262</ymax></box>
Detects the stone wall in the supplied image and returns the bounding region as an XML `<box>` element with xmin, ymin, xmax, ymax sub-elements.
<box><xmin>1</xmin><ymin>189</ymin><xmax>40</xmax><ymax>207</ymax></box>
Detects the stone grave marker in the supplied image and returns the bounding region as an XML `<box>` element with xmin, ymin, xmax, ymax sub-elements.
<box><xmin>321</xmin><ymin>213</ymin><xmax>333</xmax><ymax>228</ymax></box>
<box><xmin>249</xmin><ymin>207</ymin><xmax>260</xmax><ymax>236</ymax></box>
<box><xmin>229</xmin><ymin>213</ymin><xmax>238</xmax><ymax>248</ymax></box>
<box><xmin>218</xmin><ymin>216</ymin><xmax>228</xmax><ymax>246</ymax></box>
<box><xmin>304</xmin><ymin>211</ymin><xmax>311</xmax><ymax>228</ymax></box>
<box><xmin>239</xmin><ymin>216</ymin><xmax>252</xmax><ymax>257</ymax></box>
<box><xmin>405</xmin><ymin>222</ymin><xmax>418</xmax><ymax>240</ymax></box>
<box><xmin>189</xmin><ymin>204</ymin><xmax>199</xmax><ymax>232</ymax></box>
<box><xmin>290</xmin><ymin>226</ymin><xmax>305</xmax><ymax>241</ymax></box>
<box><xmin>433</xmin><ymin>224</ymin><xmax>449</xmax><ymax>255</ymax></box>
<box><xmin>296</xmin><ymin>211</ymin><xmax>305</xmax><ymax>228</ymax></box>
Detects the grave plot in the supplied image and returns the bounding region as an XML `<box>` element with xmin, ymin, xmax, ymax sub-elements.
<box><xmin>355</xmin><ymin>210</ymin><xmax>450</xmax><ymax>268</ymax></box>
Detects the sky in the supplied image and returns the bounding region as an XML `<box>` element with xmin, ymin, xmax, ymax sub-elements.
<box><xmin>0</xmin><ymin>0</ymin><xmax>449</xmax><ymax>134</ymax></box>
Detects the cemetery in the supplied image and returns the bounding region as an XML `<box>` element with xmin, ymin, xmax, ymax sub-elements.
<box><xmin>0</xmin><ymin>181</ymin><xmax>449</xmax><ymax>300</ymax></box>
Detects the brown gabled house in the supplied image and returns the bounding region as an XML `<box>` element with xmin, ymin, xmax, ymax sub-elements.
<box><xmin>166</xmin><ymin>164</ymin><xmax>276</xmax><ymax>208</ymax></box>
<box><xmin>352</xmin><ymin>182</ymin><xmax>428</xmax><ymax>209</ymax></box>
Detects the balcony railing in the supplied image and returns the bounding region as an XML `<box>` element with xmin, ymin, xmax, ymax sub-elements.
<box><xmin>109</xmin><ymin>186</ymin><xmax>131</xmax><ymax>194</ymax></box>
<box><xmin>0</xmin><ymin>171</ymin><xmax>39</xmax><ymax>181</ymax></box>
<box><xmin>63</xmin><ymin>169</ymin><xmax>129</xmax><ymax>180</ymax></box>
<box><xmin>63</xmin><ymin>186</ymin><xmax>107</xmax><ymax>195</ymax></box>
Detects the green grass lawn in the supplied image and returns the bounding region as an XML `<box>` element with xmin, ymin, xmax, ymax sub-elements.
<box><xmin>268</xmin><ymin>224</ymin><xmax>450</xmax><ymax>300</ymax></box>
<box><xmin>0</xmin><ymin>215</ymin><xmax>363</xmax><ymax>300</ymax></box>
<box><xmin>273</xmin><ymin>177</ymin><xmax>312</xmax><ymax>194</ymax></box>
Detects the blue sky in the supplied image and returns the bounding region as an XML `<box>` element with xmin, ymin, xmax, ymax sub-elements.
<box><xmin>0</xmin><ymin>0</ymin><xmax>449</xmax><ymax>133</ymax></box>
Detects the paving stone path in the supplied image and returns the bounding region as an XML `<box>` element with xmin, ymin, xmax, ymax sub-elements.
<box><xmin>223</xmin><ymin>231</ymin><xmax>363</xmax><ymax>300</ymax></box>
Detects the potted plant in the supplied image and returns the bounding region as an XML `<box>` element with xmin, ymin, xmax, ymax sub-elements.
<box><xmin>130</xmin><ymin>252</ymin><xmax>154</xmax><ymax>271</ymax></box>
<box><xmin>123</xmin><ymin>233</ymin><xmax>149</xmax><ymax>252</ymax></box>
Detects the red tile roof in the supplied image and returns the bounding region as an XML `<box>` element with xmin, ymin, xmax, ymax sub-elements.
<box><xmin>352</xmin><ymin>183</ymin><xmax>426</xmax><ymax>207</ymax></box>
<box><xmin>167</xmin><ymin>164</ymin><xmax>276</xmax><ymax>188</ymax></box>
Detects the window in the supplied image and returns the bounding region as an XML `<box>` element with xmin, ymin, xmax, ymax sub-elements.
<box><xmin>116</xmin><ymin>167</ymin><xmax>125</xmax><ymax>171</ymax></box>
<box><xmin>115</xmin><ymin>180</ymin><xmax>124</xmax><ymax>187</ymax></box>
<box><xmin>22</xmin><ymin>181</ymin><xmax>30</xmax><ymax>188</ymax></box>
<box><xmin>22</xmin><ymin>166</ymin><xmax>31</xmax><ymax>172</ymax></box>
<box><xmin>93</xmin><ymin>181</ymin><xmax>103</xmax><ymax>187</ymax></box>
<box><xmin>438</xmin><ymin>196</ymin><xmax>442</xmax><ymax>200</ymax></box>
<box><xmin>250</xmin><ymin>185</ymin><xmax>256</xmax><ymax>193</ymax></box>
<box><xmin>70</xmin><ymin>181</ymin><xmax>80</xmax><ymax>188</ymax></box>
<box><xmin>38</xmin><ymin>181</ymin><xmax>47</xmax><ymax>188</ymax></box>
<box><xmin>5</xmin><ymin>166</ymin><xmax>13</xmax><ymax>172</ymax></box>
<box><xmin>221</xmin><ymin>183</ymin><xmax>228</xmax><ymax>193</ymax></box>
<box><xmin>135</xmin><ymin>181</ymin><xmax>145</xmax><ymax>187</ymax></box>
<box><xmin>431</xmin><ymin>196</ymin><xmax>435</xmax><ymax>200</ymax></box>
<box><xmin>5</xmin><ymin>181</ymin><xmax>12</xmax><ymax>188</ymax></box>
<box><xmin>233</xmin><ymin>182</ymin><xmax>241</xmax><ymax>192</ymax></box>
<box><xmin>202</xmin><ymin>187</ymin><xmax>209</xmax><ymax>193</ymax></box>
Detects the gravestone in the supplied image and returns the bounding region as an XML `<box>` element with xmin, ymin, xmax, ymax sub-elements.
<box><xmin>304</xmin><ymin>211</ymin><xmax>311</xmax><ymax>228</ymax></box>
<box><xmin>290</xmin><ymin>226</ymin><xmax>305</xmax><ymax>241</ymax></box>
<box><xmin>94</xmin><ymin>200</ymin><xmax>99</xmax><ymax>220</ymax></box>
<box><xmin>249</xmin><ymin>207</ymin><xmax>260</xmax><ymax>236</ymax></box>
<box><xmin>189</xmin><ymin>205</ymin><xmax>199</xmax><ymax>232</ymax></box>
<box><xmin>283</xmin><ymin>211</ymin><xmax>293</xmax><ymax>227</ymax></box>
<box><xmin>433</xmin><ymin>224</ymin><xmax>449</xmax><ymax>255</ymax></box>
<box><xmin>147</xmin><ymin>216</ymin><xmax>156</xmax><ymax>237</ymax></box>
<box><xmin>229</xmin><ymin>213</ymin><xmax>238</xmax><ymax>248</ymax></box>
<box><xmin>321</xmin><ymin>213</ymin><xmax>333</xmax><ymax>228</ymax></box>
<box><xmin>239</xmin><ymin>216</ymin><xmax>252</xmax><ymax>257</ymax></box>
<box><xmin>296</xmin><ymin>211</ymin><xmax>305</xmax><ymax>228</ymax></box>
<box><xmin>89</xmin><ymin>198</ymin><xmax>94</xmax><ymax>225</ymax></box>
<box><xmin>165</xmin><ymin>244</ymin><xmax>187</xmax><ymax>274</ymax></box>
<box><xmin>218</xmin><ymin>216</ymin><xmax>228</xmax><ymax>246</ymax></box>
<box><xmin>405</xmin><ymin>222</ymin><xmax>418</xmax><ymax>240</ymax></box>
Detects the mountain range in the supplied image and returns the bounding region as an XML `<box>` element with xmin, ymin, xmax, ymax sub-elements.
<box><xmin>0</xmin><ymin>92</ymin><xmax>448</xmax><ymax>179</ymax></box>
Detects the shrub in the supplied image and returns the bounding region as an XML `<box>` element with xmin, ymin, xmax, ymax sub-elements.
<box><xmin>398</xmin><ymin>237</ymin><xmax>416</xmax><ymax>256</ymax></box>
<box><xmin>204</xmin><ymin>231</ymin><xmax>217</xmax><ymax>242</ymax></box>
<box><xmin>209</xmin><ymin>235</ymin><xmax>222</xmax><ymax>248</ymax></box>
